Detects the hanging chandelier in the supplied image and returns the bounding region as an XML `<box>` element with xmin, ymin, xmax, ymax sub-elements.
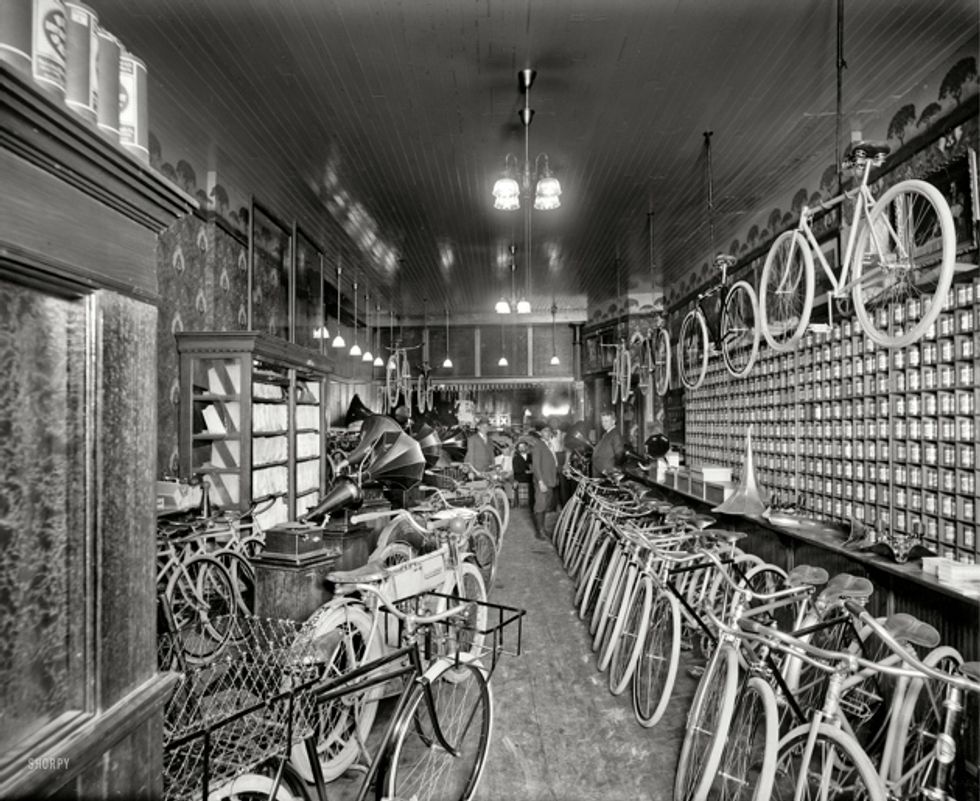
<box><xmin>492</xmin><ymin>69</ymin><xmax>562</xmax><ymax>211</ymax></box>
<box><xmin>331</xmin><ymin>261</ymin><xmax>346</xmax><ymax>349</ymax></box>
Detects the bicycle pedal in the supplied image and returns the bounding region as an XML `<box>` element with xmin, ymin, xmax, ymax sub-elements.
<box><xmin>687</xmin><ymin>665</ymin><xmax>706</xmax><ymax>679</ymax></box>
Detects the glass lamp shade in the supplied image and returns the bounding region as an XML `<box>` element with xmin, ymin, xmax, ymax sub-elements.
<box><xmin>361</xmin><ymin>349</ymin><xmax>373</xmax><ymax>362</ymax></box>
<box><xmin>312</xmin><ymin>325</ymin><xmax>330</xmax><ymax>340</ymax></box>
<box><xmin>550</xmin><ymin>354</ymin><xmax>560</xmax><ymax>365</ymax></box>
<box><xmin>516</xmin><ymin>298</ymin><xmax>531</xmax><ymax>314</ymax></box>
<box><xmin>497</xmin><ymin>355</ymin><xmax>508</xmax><ymax>367</ymax></box>
<box><xmin>534</xmin><ymin>174</ymin><xmax>562</xmax><ymax>210</ymax></box>
<box><xmin>442</xmin><ymin>356</ymin><xmax>453</xmax><ymax>368</ymax></box>
<box><xmin>373</xmin><ymin>354</ymin><xmax>385</xmax><ymax>367</ymax></box>
<box><xmin>331</xmin><ymin>333</ymin><xmax>346</xmax><ymax>348</ymax></box>
<box><xmin>492</xmin><ymin>176</ymin><xmax>521</xmax><ymax>210</ymax></box>
<box><xmin>494</xmin><ymin>297</ymin><xmax>511</xmax><ymax>314</ymax></box>
<box><xmin>349</xmin><ymin>342</ymin><xmax>362</xmax><ymax>357</ymax></box>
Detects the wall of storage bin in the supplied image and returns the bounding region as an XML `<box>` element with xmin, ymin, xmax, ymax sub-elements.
<box><xmin>685</xmin><ymin>279</ymin><xmax>980</xmax><ymax>564</ymax></box>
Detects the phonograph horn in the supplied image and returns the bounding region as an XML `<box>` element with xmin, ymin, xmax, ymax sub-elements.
<box><xmin>340</xmin><ymin>414</ymin><xmax>403</xmax><ymax>470</ymax></box>
<box><xmin>412</xmin><ymin>423</ymin><xmax>443</xmax><ymax>469</ymax></box>
<box><xmin>298</xmin><ymin>476</ymin><xmax>364</xmax><ymax>524</ymax></box>
<box><xmin>439</xmin><ymin>425</ymin><xmax>467</xmax><ymax>462</ymax></box>
<box><xmin>713</xmin><ymin>424</ymin><xmax>769</xmax><ymax>516</ymax></box>
<box><xmin>345</xmin><ymin>393</ymin><xmax>375</xmax><ymax>426</ymax></box>
<box><xmin>645</xmin><ymin>433</ymin><xmax>670</xmax><ymax>459</ymax></box>
<box><xmin>363</xmin><ymin>432</ymin><xmax>425</xmax><ymax>490</ymax></box>
<box><xmin>564</xmin><ymin>420</ymin><xmax>593</xmax><ymax>455</ymax></box>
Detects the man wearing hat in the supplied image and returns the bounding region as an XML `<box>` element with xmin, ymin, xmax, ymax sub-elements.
<box><xmin>465</xmin><ymin>416</ymin><xmax>495</xmax><ymax>475</ymax></box>
<box><xmin>530</xmin><ymin>427</ymin><xmax>559</xmax><ymax>539</ymax></box>
<box><xmin>592</xmin><ymin>407</ymin><xmax>625</xmax><ymax>477</ymax></box>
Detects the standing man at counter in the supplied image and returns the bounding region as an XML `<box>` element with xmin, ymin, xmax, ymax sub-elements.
<box><xmin>465</xmin><ymin>416</ymin><xmax>495</xmax><ymax>476</ymax></box>
<box><xmin>530</xmin><ymin>427</ymin><xmax>559</xmax><ymax>540</ymax></box>
<box><xmin>592</xmin><ymin>407</ymin><xmax>625</xmax><ymax>477</ymax></box>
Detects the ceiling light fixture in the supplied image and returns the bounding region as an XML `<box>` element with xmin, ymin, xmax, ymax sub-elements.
<box><xmin>550</xmin><ymin>302</ymin><xmax>560</xmax><ymax>365</ymax></box>
<box><xmin>497</xmin><ymin>323</ymin><xmax>508</xmax><ymax>367</ymax></box>
<box><xmin>492</xmin><ymin>68</ymin><xmax>561</xmax><ymax>212</ymax></box>
<box><xmin>349</xmin><ymin>276</ymin><xmax>362</xmax><ymax>357</ymax></box>
<box><xmin>331</xmin><ymin>261</ymin><xmax>346</xmax><ymax>349</ymax></box>
<box><xmin>442</xmin><ymin>307</ymin><xmax>453</xmax><ymax>369</ymax></box>
<box><xmin>372</xmin><ymin>303</ymin><xmax>385</xmax><ymax>367</ymax></box>
<box><xmin>361</xmin><ymin>289</ymin><xmax>374</xmax><ymax>362</ymax></box>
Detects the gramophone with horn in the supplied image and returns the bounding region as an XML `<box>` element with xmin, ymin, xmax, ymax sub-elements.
<box><xmin>335</xmin><ymin>414</ymin><xmax>403</xmax><ymax>474</ymax></box>
<box><xmin>439</xmin><ymin>425</ymin><xmax>467</xmax><ymax>462</ymax></box>
<box><xmin>344</xmin><ymin>393</ymin><xmax>375</xmax><ymax>427</ymax></box>
<box><xmin>563</xmin><ymin>420</ymin><xmax>593</xmax><ymax>455</ymax></box>
<box><xmin>362</xmin><ymin>432</ymin><xmax>425</xmax><ymax>490</ymax></box>
<box><xmin>413</xmin><ymin>423</ymin><xmax>443</xmax><ymax>469</ymax></box>
<box><xmin>713</xmin><ymin>424</ymin><xmax>769</xmax><ymax>516</ymax></box>
<box><xmin>296</xmin><ymin>476</ymin><xmax>365</xmax><ymax>526</ymax></box>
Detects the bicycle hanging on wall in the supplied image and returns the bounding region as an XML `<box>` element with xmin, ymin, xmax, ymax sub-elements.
<box><xmin>758</xmin><ymin>140</ymin><xmax>956</xmax><ymax>351</ymax></box>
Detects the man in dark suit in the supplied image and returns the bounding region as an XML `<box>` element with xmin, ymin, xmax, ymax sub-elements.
<box><xmin>530</xmin><ymin>427</ymin><xmax>559</xmax><ymax>540</ymax></box>
<box><xmin>464</xmin><ymin>416</ymin><xmax>495</xmax><ymax>475</ymax></box>
<box><xmin>592</xmin><ymin>408</ymin><xmax>625</xmax><ymax>477</ymax></box>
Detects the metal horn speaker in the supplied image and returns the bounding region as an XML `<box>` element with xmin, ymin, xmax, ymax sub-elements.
<box><xmin>564</xmin><ymin>420</ymin><xmax>593</xmax><ymax>455</ymax></box>
<box><xmin>344</xmin><ymin>393</ymin><xmax>375</xmax><ymax>426</ymax></box>
<box><xmin>439</xmin><ymin>425</ymin><xmax>467</xmax><ymax>462</ymax></box>
<box><xmin>342</xmin><ymin>414</ymin><xmax>403</xmax><ymax>469</ymax></box>
<box><xmin>713</xmin><ymin>424</ymin><xmax>769</xmax><ymax>516</ymax></box>
<box><xmin>412</xmin><ymin>423</ymin><xmax>443</xmax><ymax>468</ymax></box>
<box><xmin>298</xmin><ymin>476</ymin><xmax>364</xmax><ymax>524</ymax></box>
<box><xmin>363</xmin><ymin>432</ymin><xmax>425</xmax><ymax>490</ymax></box>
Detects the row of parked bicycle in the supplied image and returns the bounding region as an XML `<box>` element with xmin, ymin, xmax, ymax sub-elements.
<box><xmin>155</xmin><ymin>416</ymin><xmax>522</xmax><ymax>801</ymax></box>
<box><xmin>609</xmin><ymin>142</ymin><xmax>958</xmax><ymax>403</ymax></box>
<box><xmin>549</xmin><ymin>466</ymin><xmax>979</xmax><ymax>801</ymax></box>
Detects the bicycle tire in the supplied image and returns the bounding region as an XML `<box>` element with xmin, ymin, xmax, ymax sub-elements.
<box><xmin>590</xmin><ymin>541</ymin><xmax>626</xmax><ymax>639</ymax></box>
<box><xmin>435</xmin><ymin>562</ymin><xmax>488</xmax><ymax>684</ymax></box>
<box><xmin>712</xmin><ymin>675</ymin><xmax>779</xmax><ymax>801</ymax></box>
<box><xmin>771</xmin><ymin>722</ymin><xmax>886</xmax><ymax>801</ymax></box>
<box><xmin>852</xmin><ymin>178</ymin><xmax>956</xmax><ymax>348</ymax></box>
<box><xmin>289</xmin><ymin>601</ymin><xmax>384</xmax><ymax>783</ymax></box>
<box><xmin>211</xmin><ymin>770</ymin><xmax>308</xmax><ymax>801</ymax></box>
<box><xmin>165</xmin><ymin>554</ymin><xmax>236</xmax><ymax>663</ymax></box>
<box><xmin>679</xmin><ymin>310</ymin><xmax>709</xmax><ymax>390</ymax></box>
<box><xmin>386</xmin><ymin>355</ymin><xmax>401</xmax><ymax>409</ymax></box>
<box><xmin>633</xmin><ymin>590</ymin><xmax>682</xmax><ymax>728</ymax></box>
<box><xmin>653</xmin><ymin>327</ymin><xmax>672</xmax><ymax>396</ymax></box>
<box><xmin>417</xmin><ymin>374</ymin><xmax>427</xmax><ymax>412</ymax></box>
<box><xmin>758</xmin><ymin>229</ymin><xmax>814</xmax><ymax>352</ymax></box>
<box><xmin>593</xmin><ymin>551</ymin><xmax>633</xmax><ymax>659</ymax></box>
<box><xmin>474</xmin><ymin>504</ymin><xmax>504</xmax><ymax>553</ymax></box>
<box><xmin>489</xmin><ymin>486</ymin><xmax>510</xmax><ymax>539</ymax></box>
<box><xmin>466</xmin><ymin>525</ymin><xmax>498</xmax><ymax>595</ymax></box>
<box><xmin>577</xmin><ymin>536</ymin><xmax>612</xmax><ymax>621</ymax></box>
<box><xmin>721</xmin><ymin>279</ymin><xmax>761</xmax><ymax>379</ymax></box>
<box><xmin>608</xmin><ymin>571</ymin><xmax>653</xmax><ymax>696</ymax></box>
<box><xmin>380</xmin><ymin>657</ymin><xmax>492</xmax><ymax>801</ymax></box>
<box><xmin>568</xmin><ymin>515</ymin><xmax>603</xmax><ymax>583</ymax></box>
<box><xmin>618</xmin><ymin>347</ymin><xmax>632</xmax><ymax>403</ymax></box>
<box><xmin>597</xmin><ymin>558</ymin><xmax>639</xmax><ymax>672</ymax></box>
<box><xmin>888</xmin><ymin>645</ymin><xmax>964</xmax><ymax>796</ymax></box>
<box><xmin>673</xmin><ymin>642</ymin><xmax>739</xmax><ymax>801</ymax></box>
<box><xmin>399</xmin><ymin>351</ymin><xmax>413</xmax><ymax>408</ymax></box>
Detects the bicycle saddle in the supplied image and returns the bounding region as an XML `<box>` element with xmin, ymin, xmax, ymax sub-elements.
<box><xmin>844</xmin><ymin>141</ymin><xmax>890</xmax><ymax>164</ymax></box>
<box><xmin>429</xmin><ymin>507</ymin><xmax>477</xmax><ymax>524</ymax></box>
<box><xmin>689</xmin><ymin>514</ymin><xmax>717</xmax><ymax>531</ymax></box>
<box><xmin>786</xmin><ymin>564</ymin><xmax>829</xmax><ymax>588</ymax></box>
<box><xmin>818</xmin><ymin>573</ymin><xmax>874</xmax><ymax>604</ymax></box>
<box><xmin>882</xmin><ymin>612</ymin><xmax>940</xmax><ymax>649</ymax></box>
<box><xmin>702</xmin><ymin>528</ymin><xmax>745</xmax><ymax>544</ymax></box>
<box><xmin>961</xmin><ymin>662</ymin><xmax>980</xmax><ymax>682</ymax></box>
<box><xmin>326</xmin><ymin>561</ymin><xmax>388</xmax><ymax>585</ymax></box>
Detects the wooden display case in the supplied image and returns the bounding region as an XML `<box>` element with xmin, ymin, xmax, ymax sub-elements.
<box><xmin>176</xmin><ymin>332</ymin><xmax>331</xmax><ymax>528</ymax></box>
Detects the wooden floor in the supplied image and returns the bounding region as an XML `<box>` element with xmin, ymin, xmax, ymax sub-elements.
<box><xmin>473</xmin><ymin>505</ymin><xmax>697</xmax><ymax>801</ymax></box>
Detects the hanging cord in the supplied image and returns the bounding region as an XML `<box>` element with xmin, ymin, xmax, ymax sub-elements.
<box><xmin>835</xmin><ymin>0</ymin><xmax>847</xmax><ymax>195</ymax></box>
<box><xmin>704</xmin><ymin>130</ymin><xmax>716</xmax><ymax>261</ymax></box>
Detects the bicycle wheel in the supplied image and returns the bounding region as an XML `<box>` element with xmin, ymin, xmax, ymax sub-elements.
<box><xmin>289</xmin><ymin>602</ymin><xmax>384</xmax><ymax>783</ymax></box>
<box><xmin>576</xmin><ymin>535</ymin><xmax>612</xmax><ymax>620</ymax></box>
<box><xmin>597</xmin><ymin>558</ymin><xmax>639</xmax><ymax>672</ymax></box>
<box><xmin>721</xmin><ymin>280</ymin><xmax>761</xmax><ymax>379</ymax></box>
<box><xmin>608</xmin><ymin>572</ymin><xmax>653</xmax><ymax>696</ymax></box>
<box><xmin>474</xmin><ymin>504</ymin><xmax>503</xmax><ymax>553</ymax></box>
<box><xmin>653</xmin><ymin>327</ymin><xmax>672</xmax><ymax>396</ymax></box>
<box><xmin>489</xmin><ymin>486</ymin><xmax>510</xmax><ymax>538</ymax></box>
<box><xmin>590</xmin><ymin>541</ymin><xmax>626</xmax><ymax>640</ymax></box>
<box><xmin>771</xmin><ymin>723</ymin><xmax>886</xmax><ymax>801</ymax></box>
<box><xmin>212</xmin><ymin>770</ymin><xmax>308</xmax><ymax>801</ymax></box>
<box><xmin>674</xmin><ymin>642</ymin><xmax>739</xmax><ymax>801</ymax></box>
<box><xmin>888</xmin><ymin>645</ymin><xmax>964</xmax><ymax>796</ymax></box>
<box><xmin>399</xmin><ymin>351</ymin><xmax>413</xmax><ymax>407</ymax></box>
<box><xmin>380</xmin><ymin>657</ymin><xmax>492</xmax><ymax>801</ymax></box>
<box><xmin>466</xmin><ymin>525</ymin><xmax>498</xmax><ymax>596</ymax></box>
<box><xmin>417</xmin><ymin>374</ymin><xmax>428</xmax><ymax>412</ymax></box>
<box><xmin>436</xmin><ymin>562</ymin><xmax>488</xmax><ymax>683</ymax></box>
<box><xmin>386</xmin><ymin>355</ymin><xmax>401</xmax><ymax>409</ymax></box>
<box><xmin>758</xmin><ymin>230</ymin><xmax>814</xmax><ymax>352</ymax></box>
<box><xmin>374</xmin><ymin>539</ymin><xmax>418</xmax><ymax>567</ymax></box>
<box><xmin>679</xmin><ymin>310</ymin><xmax>709</xmax><ymax>390</ymax></box>
<box><xmin>617</xmin><ymin>347</ymin><xmax>632</xmax><ymax>402</ymax></box>
<box><xmin>710</xmin><ymin>675</ymin><xmax>779</xmax><ymax>801</ymax></box>
<box><xmin>632</xmin><ymin>590</ymin><xmax>682</xmax><ymax>727</ymax></box>
<box><xmin>852</xmin><ymin>178</ymin><xmax>955</xmax><ymax>348</ymax></box>
<box><xmin>165</xmin><ymin>555</ymin><xmax>236</xmax><ymax>663</ymax></box>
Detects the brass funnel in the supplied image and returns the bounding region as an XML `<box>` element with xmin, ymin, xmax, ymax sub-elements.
<box><xmin>713</xmin><ymin>424</ymin><xmax>769</xmax><ymax>516</ymax></box>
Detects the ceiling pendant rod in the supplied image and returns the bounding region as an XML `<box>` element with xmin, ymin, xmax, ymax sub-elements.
<box><xmin>361</xmin><ymin>288</ymin><xmax>374</xmax><ymax>362</ymax></box>
<box><xmin>442</xmin><ymin>306</ymin><xmax>453</xmax><ymax>368</ymax></box>
<box><xmin>331</xmin><ymin>258</ymin><xmax>346</xmax><ymax>349</ymax></box>
<box><xmin>704</xmin><ymin>130</ymin><xmax>716</xmax><ymax>260</ymax></box>
<box><xmin>373</xmin><ymin>302</ymin><xmax>384</xmax><ymax>367</ymax></box>
<box><xmin>349</xmin><ymin>273</ymin><xmax>362</xmax><ymax>357</ymax></box>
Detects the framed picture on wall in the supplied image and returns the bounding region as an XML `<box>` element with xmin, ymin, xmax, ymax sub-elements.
<box><xmin>925</xmin><ymin>154</ymin><xmax>977</xmax><ymax>254</ymax></box>
<box><xmin>249</xmin><ymin>198</ymin><xmax>292</xmax><ymax>340</ymax></box>
<box><xmin>293</xmin><ymin>225</ymin><xmax>322</xmax><ymax>348</ymax></box>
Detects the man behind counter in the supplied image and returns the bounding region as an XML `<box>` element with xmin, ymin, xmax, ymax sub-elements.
<box><xmin>591</xmin><ymin>408</ymin><xmax>625</xmax><ymax>477</ymax></box>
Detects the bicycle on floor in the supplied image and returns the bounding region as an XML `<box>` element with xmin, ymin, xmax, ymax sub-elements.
<box><xmin>758</xmin><ymin>140</ymin><xmax>956</xmax><ymax>351</ymax></box>
<box><xmin>677</xmin><ymin>253</ymin><xmax>761</xmax><ymax>390</ymax></box>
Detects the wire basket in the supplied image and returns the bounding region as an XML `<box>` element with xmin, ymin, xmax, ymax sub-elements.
<box><xmin>383</xmin><ymin>593</ymin><xmax>525</xmax><ymax>676</ymax></box>
<box><xmin>159</xmin><ymin>616</ymin><xmax>324</xmax><ymax>801</ymax></box>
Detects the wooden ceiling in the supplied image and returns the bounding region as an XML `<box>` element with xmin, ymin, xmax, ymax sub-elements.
<box><xmin>92</xmin><ymin>0</ymin><xmax>977</xmax><ymax>323</ymax></box>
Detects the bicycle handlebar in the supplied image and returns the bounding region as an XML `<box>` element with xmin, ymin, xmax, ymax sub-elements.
<box><xmin>352</xmin><ymin>581</ymin><xmax>473</xmax><ymax>628</ymax></box>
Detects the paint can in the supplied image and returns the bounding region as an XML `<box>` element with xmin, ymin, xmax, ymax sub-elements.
<box><xmin>31</xmin><ymin>0</ymin><xmax>66</xmax><ymax>97</ymax></box>
<box><xmin>119</xmin><ymin>49</ymin><xmax>148</xmax><ymax>163</ymax></box>
<box><xmin>0</xmin><ymin>0</ymin><xmax>33</xmax><ymax>76</ymax></box>
<box><xmin>63</xmin><ymin>0</ymin><xmax>97</xmax><ymax>122</ymax></box>
<box><xmin>95</xmin><ymin>25</ymin><xmax>120</xmax><ymax>142</ymax></box>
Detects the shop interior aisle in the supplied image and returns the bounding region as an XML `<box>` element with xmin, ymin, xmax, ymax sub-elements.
<box><xmin>474</xmin><ymin>508</ymin><xmax>697</xmax><ymax>801</ymax></box>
